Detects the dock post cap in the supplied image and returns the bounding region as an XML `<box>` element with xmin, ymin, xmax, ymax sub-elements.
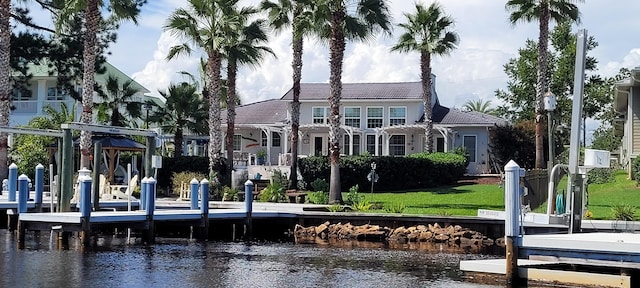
<box><xmin>504</xmin><ymin>160</ymin><xmax>520</xmax><ymax>170</ymax></box>
<box><xmin>18</xmin><ymin>174</ymin><xmax>29</xmax><ymax>181</ymax></box>
<box><xmin>141</xmin><ymin>177</ymin><xmax>150</xmax><ymax>184</ymax></box>
<box><xmin>36</xmin><ymin>163</ymin><xmax>44</xmax><ymax>169</ymax></box>
<box><xmin>147</xmin><ymin>177</ymin><xmax>156</xmax><ymax>184</ymax></box>
<box><xmin>78</xmin><ymin>167</ymin><xmax>91</xmax><ymax>173</ymax></box>
<box><xmin>200</xmin><ymin>178</ymin><xmax>209</xmax><ymax>185</ymax></box>
<box><xmin>190</xmin><ymin>178</ymin><xmax>199</xmax><ymax>185</ymax></box>
<box><xmin>244</xmin><ymin>179</ymin><xmax>254</xmax><ymax>186</ymax></box>
<box><xmin>9</xmin><ymin>163</ymin><xmax>17</xmax><ymax>168</ymax></box>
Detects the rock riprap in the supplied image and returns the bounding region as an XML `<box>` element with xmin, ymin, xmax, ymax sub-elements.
<box><xmin>294</xmin><ymin>222</ymin><xmax>498</xmax><ymax>248</ymax></box>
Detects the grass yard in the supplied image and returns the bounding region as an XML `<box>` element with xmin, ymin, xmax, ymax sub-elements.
<box><xmin>363</xmin><ymin>181</ymin><xmax>504</xmax><ymax>217</ymax></box>
<box><xmin>355</xmin><ymin>170</ymin><xmax>640</xmax><ymax>220</ymax></box>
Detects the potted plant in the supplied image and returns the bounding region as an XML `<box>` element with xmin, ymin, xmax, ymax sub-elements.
<box><xmin>256</xmin><ymin>149</ymin><xmax>267</xmax><ymax>165</ymax></box>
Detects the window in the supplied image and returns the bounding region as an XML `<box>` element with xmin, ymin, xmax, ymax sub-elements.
<box><xmin>233</xmin><ymin>135</ymin><xmax>241</xmax><ymax>151</ymax></box>
<box><xmin>389</xmin><ymin>107</ymin><xmax>406</xmax><ymax>126</ymax></box>
<box><xmin>47</xmin><ymin>87</ymin><xmax>63</xmax><ymax>100</ymax></box>
<box><xmin>261</xmin><ymin>131</ymin><xmax>267</xmax><ymax>146</ymax></box>
<box><xmin>343</xmin><ymin>135</ymin><xmax>360</xmax><ymax>156</ymax></box>
<box><xmin>312</xmin><ymin>107</ymin><xmax>329</xmax><ymax>124</ymax></box>
<box><xmin>366</xmin><ymin>135</ymin><xmax>382</xmax><ymax>155</ymax></box>
<box><xmin>463</xmin><ymin>135</ymin><xmax>477</xmax><ymax>163</ymax></box>
<box><xmin>11</xmin><ymin>88</ymin><xmax>33</xmax><ymax>101</ymax></box>
<box><xmin>389</xmin><ymin>135</ymin><xmax>406</xmax><ymax>156</ymax></box>
<box><xmin>344</xmin><ymin>107</ymin><xmax>360</xmax><ymax>128</ymax></box>
<box><xmin>272</xmin><ymin>132</ymin><xmax>281</xmax><ymax>147</ymax></box>
<box><xmin>367</xmin><ymin>107</ymin><xmax>383</xmax><ymax>128</ymax></box>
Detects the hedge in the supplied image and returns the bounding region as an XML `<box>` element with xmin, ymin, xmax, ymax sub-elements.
<box><xmin>298</xmin><ymin>153</ymin><xmax>466</xmax><ymax>192</ymax></box>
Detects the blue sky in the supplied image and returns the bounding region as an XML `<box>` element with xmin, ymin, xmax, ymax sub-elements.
<box><xmin>22</xmin><ymin>0</ymin><xmax>640</xmax><ymax>141</ymax></box>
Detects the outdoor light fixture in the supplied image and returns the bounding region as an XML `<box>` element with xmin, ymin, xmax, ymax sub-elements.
<box><xmin>544</xmin><ymin>91</ymin><xmax>556</xmax><ymax>170</ymax></box>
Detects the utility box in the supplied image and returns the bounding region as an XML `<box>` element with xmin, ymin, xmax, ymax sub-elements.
<box><xmin>584</xmin><ymin>149</ymin><xmax>610</xmax><ymax>168</ymax></box>
<box><xmin>152</xmin><ymin>155</ymin><xmax>163</xmax><ymax>169</ymax></box>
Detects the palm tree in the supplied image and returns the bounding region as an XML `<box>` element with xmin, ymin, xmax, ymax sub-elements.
<box><xmin>391</xmin><ymin>3</ymin><xmax>458</xmax><ymax>154</ymax></box>
<box><xmin>506</xmin><ymin>0</ymin><xmax>582</xmax><ymax>168</ymax></box>
<box><xmin>95</xmin><ymin>75</ymin><xmax>143</xmax><ymax>127</ymax></box>
<box><xmin>165</xmin><ymin>0</ymin><xmax>242</xmax><ymax>178</ymax></box>
<box><xmin>0</xmin><ymin>0</ymin><xmax>10</xmax><ymax>181</ymax></box>
<box><xmin>153</xmin><ymin>82</ymin><xmax>207</xmax><ymax>157</ymax></box>
<box><xmin>223</xmin><ymin>10</ymin><xmax>275</xmax><ymax>185</ymax></box>
<box><xmin>261</xmin><ymin>0</ymin><xmax>315</xmax><ymax>190</ymax></box>
<box><xmin>316</xmin><ymin>0</ymin><xmax>392</xmax><ymax>203</ymax></box>
<box><xmin>463</xmin><ymin>99</ymin><xmax>496</xmax><ymax>115</ymax></box>
<box><xmin>57</xmin><ymin>0</ymin><xmax>144</xmax><ymax>169</ymax></box>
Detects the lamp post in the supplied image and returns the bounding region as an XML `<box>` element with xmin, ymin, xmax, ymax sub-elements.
<box><xmin>544</xmin><ymin>91</ymin><xmax>556</xmax><ymax>170</ymax></box>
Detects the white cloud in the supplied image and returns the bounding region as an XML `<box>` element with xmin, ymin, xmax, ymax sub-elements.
<box><xmin>131</xmin><ymin>31</ymin><xmax>199</xmax><ymax>99</ymax></box>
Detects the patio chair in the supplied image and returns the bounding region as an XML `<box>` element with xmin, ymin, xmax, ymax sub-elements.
<box><xmin>107</xmin><ymin>175</ymin><xmax>138</xmax><ymax>201</ymax></box>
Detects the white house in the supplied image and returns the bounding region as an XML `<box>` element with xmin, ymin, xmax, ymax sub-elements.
<box><xmin>9</xmin><ymin>61</ymin><xmax>158</xmax><ymax>127</ymax></box>
<box><xmin>221</xmin><ymin>77</ymin><xmax>507</xmax><ymax>175</ymax></box>
<box><xmin>613</xmin><ymin>67</ymin><xmax>640</xmax><ymax>175</ymax></box>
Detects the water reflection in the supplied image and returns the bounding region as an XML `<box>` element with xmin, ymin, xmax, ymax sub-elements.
<box><xmin>0</xmin><ymin>231</ymin><xmax>502</xmax><ymax>288</ymax></box>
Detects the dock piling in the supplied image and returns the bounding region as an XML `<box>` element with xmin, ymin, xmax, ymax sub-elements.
<box><xmin>200</xmin><ymin>179</ymin><xmax>209</xmax><ymax>239</ymax></box>
<box><xmin>190</xmin><ymin>178</ymin><xmax>199</xmax><ymax>210</ymax></box>
<box><xmin>244</xmin><ymin>180</ymin><xmax>253</xmax><ymax>241</ymax></box>
<box><xmin>504</xmin><ymin>160</ymin><xmax>524</xmax><ymax>285</ymax></box>
<box><xmin>79</xmin><ymin>174</ymin><xmax>92</xmax><ymax>246</ymax></box>
<box><xmin>142</xmin><ymin>177</ymin><xmax>156</xmax><ymax>244</ymax></box>
<box><xmin>8</xmin><ymin>163</ymin><xmax>17</xmax><ymax>201</ymax></box>
<box><xmin>35</xmin><ymin>164</ymin><xmax>44</xmax><ymax>212</ymax></box>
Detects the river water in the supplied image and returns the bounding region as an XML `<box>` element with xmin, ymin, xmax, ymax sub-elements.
<box><xmin>0</xmin><ymin>231</ymin><xmax>505</xmax><ymax>288</ymax></box>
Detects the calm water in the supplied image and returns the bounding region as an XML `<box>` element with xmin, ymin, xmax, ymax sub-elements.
<box><xmin>0</xmin><ymin>231</ymin><xmax>503</xmax><ymax>288</ymax></box>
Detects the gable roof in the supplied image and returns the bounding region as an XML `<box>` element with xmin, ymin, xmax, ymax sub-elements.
<box><xmin>280</xmin><ymin>82</ymin><xmax>424</xmax><ymax>101</ymax></box>
<box><xmin>222</xmin><ymin>99</ymin><xmax>288</xmax><ymax>125</ymax></box>
<box><xmin>431</xmin><ymin>105</ymin><xmax>507</xmax><ymax>126</ymax></box>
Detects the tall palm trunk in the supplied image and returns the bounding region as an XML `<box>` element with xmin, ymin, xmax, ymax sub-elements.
<box><xmin>289</xmin><ymin>4</ymin><xmax>304</xmax><ymax>190</ymax></box>
<box><xmin>328</xmin><ymin>2</ymin><xmax>345</xmax><ymax>204</ymax></box>
<box><xmin>421</xmin><ymin>51</ymin><xmax>433</xmax><ymax>153</ymax></box>
<box><xmin>207</xmin><ymin>50</ymin><xmax>223</xmax><ymax>178</ymax></box>
<box><xmin>0</xmin><ymin>0</ymin><xmax>10</xmax><ymax>181</ymax></box>
<box><xmin>225</xmin><ymin>58</ymin><xmax>238</xmax><ymax>186</ymax></box>
<box><xmin>174</xmin><ymin>127</ymin><xmax>183</xmax><ymax>157</ymax></box>
<box><xmin>535</xmin><ymin>0</ymin><xmax>550</xmax><ymax>169</ymax></box>
<box><xmin>80</xmin><ymin>0</ymin><xmax>100</xmax><ymax>169</ymax></box>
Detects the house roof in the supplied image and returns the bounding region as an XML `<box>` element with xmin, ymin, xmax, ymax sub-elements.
<box><xmin>280</xmin><ymin>82</ymin><xmax>424</xmax><ymax>101</ymax></box>
<box><xmin>432</xmin><ymin>105</ymin><xmax>508</xmax><ymax>126</ymax></box>
<box><xmin>222</xmin><ymin>99</ymin><xmax>288</xmax><ymax>125</ymax></box>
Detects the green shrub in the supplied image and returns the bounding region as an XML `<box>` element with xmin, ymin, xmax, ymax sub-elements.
<box><xmin>612</xmin><ymin>203</ymin><xmax>636</xmax><ymax>221</ymax></box>
<box><xmin>383</xmin><ymin>202</ymin><xmax>406</xmax><ymax>213</ymax></box>
<box><xmin>222</xmin><ymin>186</ymin><xmax>238</xmax><ymax>201</ymax></box>
<box><xmin>258</xmin><ymin>182</ymin><xmax>286</xmax><ymax>203</ymax></box>
<box><xmin>327</xmin><ymin>204</ymin><xmax>345</xmax><ymax>212</ymax></box>
<box><xmin>171</xmin><ymin>171</ymin><xmax>207</xmax><ymax>195</ymax></box>
<box><xmin>156</xmin><ymin>156</ymin><xmax>226</xmax><ymax>189</ymax></box>
<box><xmin>310</xmin><ymin>178</ymin><xmax>329</xmax><ymax>193</ymax></box>
<box><xmin>345</xmin><ymin>184</ymin><xmax>364</xmax><ymax>206</ymax></box>
<box><xmin>587</xmin><ymin>168</ymin><xmax>615</xmax><ymax>184</ymax></box>
<box><xmin>633</xmin><ymin>157</ymin><xmax>640</xmax><ymax>181</ymax></box>
<box><xmin>307</xmin><ymin>191</ymin><xmax>329</xmax><ymax>204</ymax></box>
<box><xmin>299</xmin><ymin>153</ymin><xmax>465</xmax><ymax>192</ymax></box>
<box><xmin>270</xmin><ymin>169</ymin><xmax>289</xmax><ymax>189</ymax></box>
<box><xmin>351</xmin><ymin>199</ymin><xmax>372</xmax><ymax>212</ymax></box>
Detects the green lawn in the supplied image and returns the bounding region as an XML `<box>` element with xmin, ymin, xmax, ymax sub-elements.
<box><xmin>362</xmin><ymin>182</ymin><xmax>504</xmax><ymax>217</ymax></box>
<box><xmin>356</xmin><ymin>170</ymin><xmax>640</xmax><ymax>220</ymax></box>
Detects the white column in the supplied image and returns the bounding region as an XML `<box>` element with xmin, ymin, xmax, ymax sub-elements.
<box><xmin>37</xmin><ymin>79</ymin><xmax>47</xmax><ymax>115</ymax></box>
